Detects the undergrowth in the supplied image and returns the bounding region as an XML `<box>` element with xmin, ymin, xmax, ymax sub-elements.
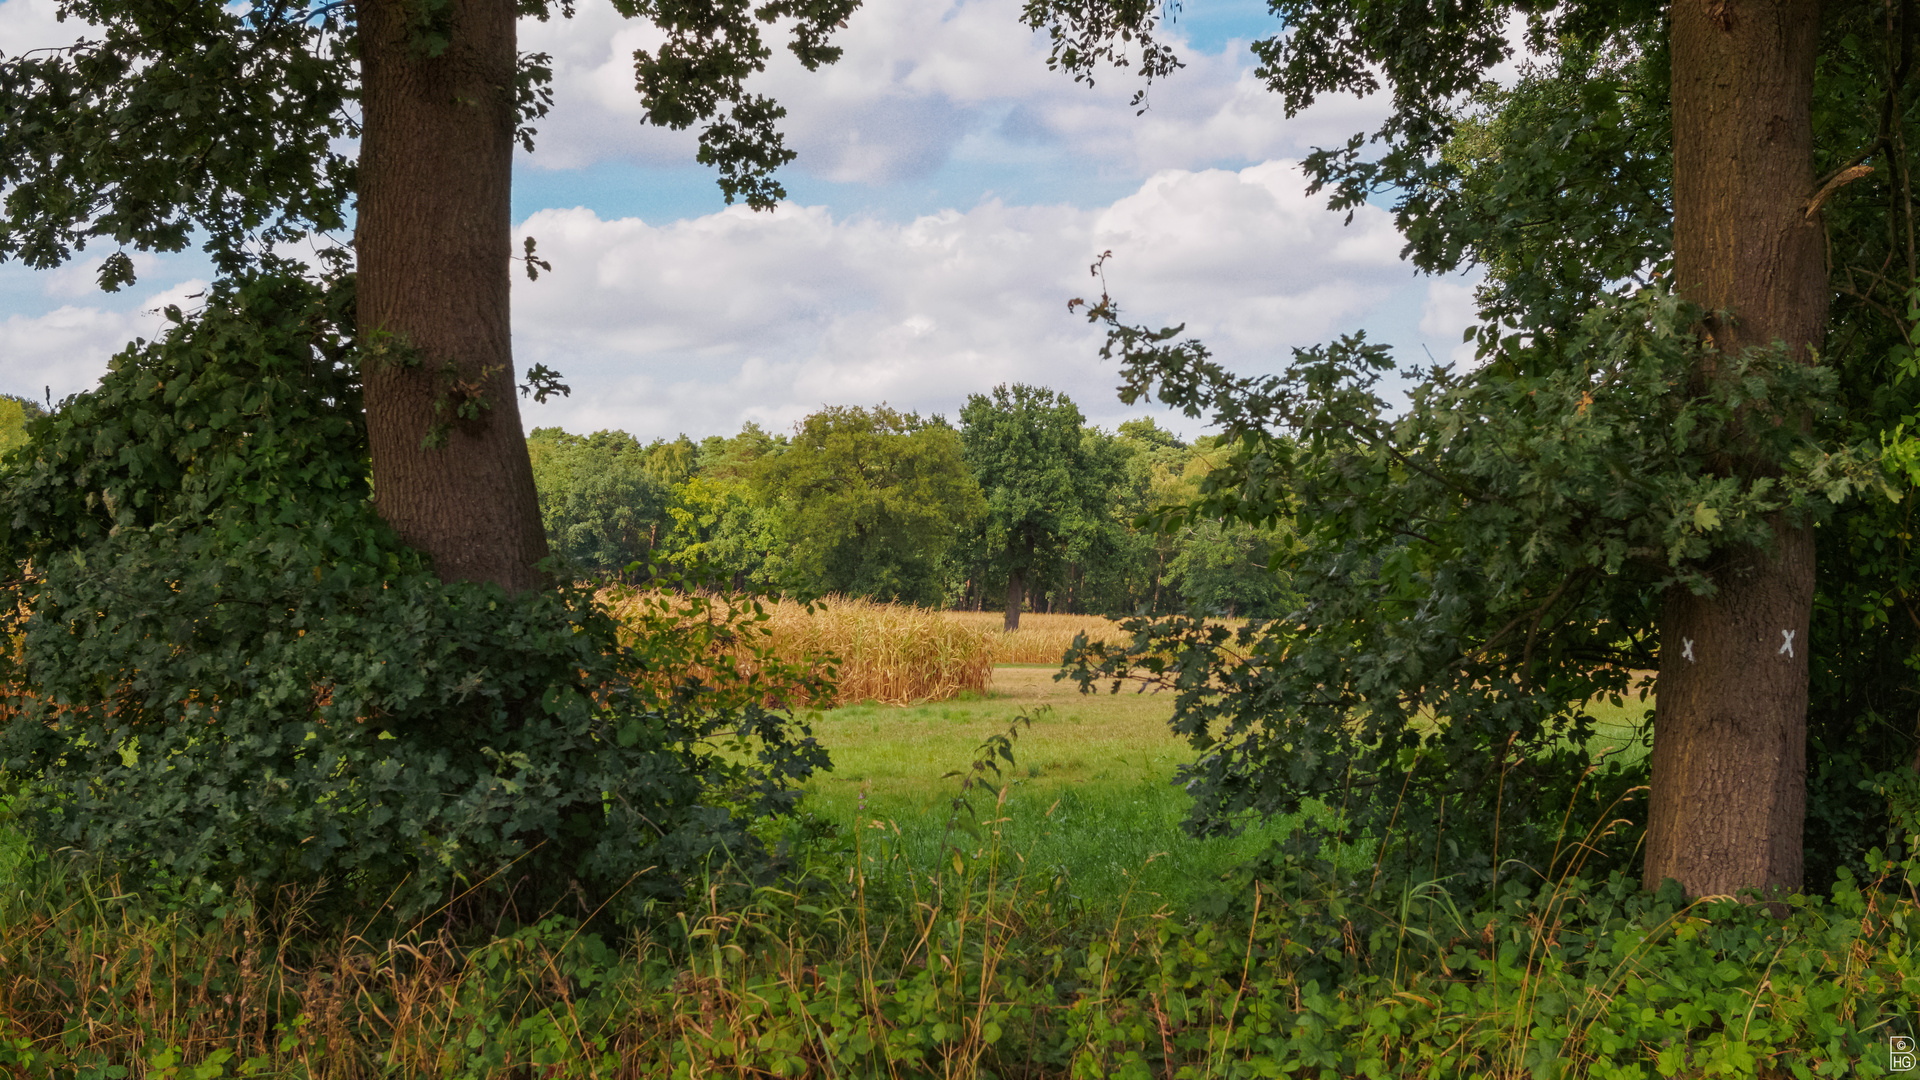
<box><xmin>2</xmin><ymin>717</ymin><xmax>1917</xmax><ymax>1078</ymax></box>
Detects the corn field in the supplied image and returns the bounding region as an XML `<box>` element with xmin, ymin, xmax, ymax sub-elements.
<box><xmin>599</xmin><ymin>591</ymin><xmax>998</xmax><ymax>707</ymax></box>
<box><xmin>940</xmin><ymin>611</ymin><xmax>1135</xmax><ymax>665</ymax></box>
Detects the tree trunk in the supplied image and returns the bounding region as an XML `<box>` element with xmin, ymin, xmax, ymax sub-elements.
<box><xmin>1150</xmin><ymin>547</ymin><xmax>1165</xmax><ymax>614</ymax></box>
<box><xmin>355</xmin><ymin>0</ymin><xmax>551</xmax><ymax>591</ymax></box>
<box><xmin>1644</xmin><ymin>0</ymin><xmax>1827</xmax><ymax>898</ymax></box>
<box><xmin>1005</xmin><ymin>569</ymin><xmax>1025</xmax><ymax>632</ymax></box>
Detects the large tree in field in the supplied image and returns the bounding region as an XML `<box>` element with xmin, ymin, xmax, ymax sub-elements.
<box><xmin>753</xmin><ymin>405</ymin><xmax>983</xmax><ymax>606</ymax></box>
<box><xmin>0</xmin><ymin>0</ymin><xmax>857</xmax><ymax>590</ymax></box>
<box><xmin>960</xmin><ymin>384</ymin><xmax>1107</xmax><ymax>631</ymax></box>
<box><xmin>1036</xmin><ymin>0</ymin><xmax>1917</xmax><ymax>897</ymax></box>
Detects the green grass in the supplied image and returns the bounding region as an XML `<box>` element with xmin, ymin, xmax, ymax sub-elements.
<box><xmin>793</xmin><ymin>665</ymin><xmax>1322</xmax><ymax>913</ymax></box>
<box><xmin>793</xmin><ymin>665</ymin><xmax>1657</xmax><ymax>913</ymax></box>
<box><xmin>0</xmin><ymin>667</ymin><xmax>1656</xmax><ymax>912</ymax></box>
<box><xmin>1585</xmin><ymin>687</ymin><xmax>1654</xmax><ymax>764</ymax></box>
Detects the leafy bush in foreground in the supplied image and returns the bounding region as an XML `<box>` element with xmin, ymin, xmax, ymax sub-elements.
<box><xmin>5</xmin><ymin>756</ymin><xmax>1920</xmax><ymax>1078</ymax></box>
<box><xmin>0</xmin><ymin>272</ymin><xmax>829</xmax><ymax>924</ymax></box>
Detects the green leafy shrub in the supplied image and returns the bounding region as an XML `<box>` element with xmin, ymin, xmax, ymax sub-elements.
<box><xmin>1065</xmin><ymin>286</ymin><xmax>1891</xmax><ymax>891</ymax></box>
<box><xmin>0</xmin><ymin>272</ymin><xmax>828</xmax><ymax>924</ymax></box>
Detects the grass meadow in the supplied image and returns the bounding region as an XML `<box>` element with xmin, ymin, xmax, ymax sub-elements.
<box><xmin>796</xmin><ymin>664</ymin><xmax>1303</xmax><ymax>912</ymax></box>
<box><xmin>791</xmin><ymin>663</ymin><xmax>1654</xmax><ymax>913</ymax></box>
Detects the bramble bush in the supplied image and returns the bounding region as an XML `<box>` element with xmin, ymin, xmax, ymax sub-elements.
<box><xmin>0</xmin><ymin>271</ymin><xmax>831</xmax><ymax>926</ymax></box>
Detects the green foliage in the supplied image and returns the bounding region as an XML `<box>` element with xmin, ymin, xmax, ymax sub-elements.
<box><xmin>0</xmin><ymin>0</ymin><xmax>861</xmax><ymax>288</ymax></box>
<box><xmin>1035</xmin><ymin>0</ymin><xmax>1920</xmax><ymax>895</ymax></box>
<box><xmin>659</xmin><ymin>474</ymin><xmax>786</xmax><ymax>590</ymax></box>
<box><xmin>0</xmin><ymin>0</ymin><xmax>357</xmax><ymax>282</ymax></box>
<box><xmin>959</xmin><ymin>384</ymin><xmax>1111</xmax><ymax>611</ymax></box>
<box><xmin>527</xmin><ymin>409</ymin><xmax>1288</xmax><ymax>622</ymax></box>
<box><xmin>527</xmin><ymin>427</ymin><xmax>692</xmax><ymax>578</ymax></box>
<box><xmin>0</xmin><ymin>397</ymin><xmax>40</xmax><ymax>458</ymax></box>
<box><xmin>644</xmin><ymin>425</ymin><xmax>788</xmax><ymax>589</ymax></box>
<box><xmin>11</xmin><ymin>748</ymin><xmax>1920</xmax><ymax>1077</ymax></box>
<box><xmin>0</xmin><ymin>274</ymin><xmax>827</xmax><ymax>923</ymax></box>
<box><xmin>1067</xmin><ymin>283</ymin><xmax>1889</xmax><ymax>886</ymax></box>
<box><xmin>1787</xmin><ymin>4</ymin><xmax>1920</xmax><ymax>888</ymax></box>
<box><xmin>754</xmin><ymin>405</ymin><xmax>983</xmax><ymax>606</ymax></box>
<box><xmin>1163</xmin><ymin>517</ymin><xmax>1294</xmax><ymax>619</ymax></box>
<box><xmin>1426</xmin><ymin>34</ymin><xmax>1672</xmax><ymax>344</ymax></box>
<box><xmin>617</xmin><ymin>0</ymin><xmax>863</xmax><ymax>207</ymax></box>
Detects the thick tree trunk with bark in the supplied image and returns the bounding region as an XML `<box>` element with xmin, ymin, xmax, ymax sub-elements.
<box><xmin>355</xmin><ymin>0</ymin><xmax>551</xmax><ymax>591</ymax></box>
<box><xmin>1005</xmin><ymin>569</ymin><xmax>1025</xmax><ymax>632</ymax></box>
<box><xmin>1644</xmin><ymin>0</ymin><xmax>1827</xmax><ymax>897</ymax></box>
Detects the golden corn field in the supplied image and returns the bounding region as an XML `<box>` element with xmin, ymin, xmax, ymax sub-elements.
<box><xmin>762</xmin><ymin>597</ymin><xmax>995</xmax><ymax>705</ymax></box>
<box><xmin>940</xmin><ymin>610</ymin><xmax>1134</xmax><ymax>665</ymax></box>
<box><xmin>598</xmin><ymin>591</ymin><xmax>996</xmax><ymax>706</ymax></box>
<box><xmin>755</xmin><ymin>604</ymin><xmax>1149</xmax><ymax>700</ymax></box>
<box><xmin>596</xmin><ymin>593</ymin><xmax>1157</xmax><ymax>705</ymax></box>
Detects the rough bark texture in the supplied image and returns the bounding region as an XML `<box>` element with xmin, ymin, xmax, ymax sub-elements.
<box><xmin>355</xmin><ymin>0</ymin><xmax>551</xmax><ymax>591</ymax></box>
<box><xmin>1005</xmin><ymin>570</ymin><xmax>1025</xmax><ymax>633</ymax></box>
<box><xmin>1644</xmin><ymin>0</ymin><xmax>1827</xmax><ymax>897</ymax></box>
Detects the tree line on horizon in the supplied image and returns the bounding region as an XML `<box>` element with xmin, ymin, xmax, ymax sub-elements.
<box><xmin>528</xmin><ymin>383</ymin><xmax>1292</xmax><ymax>625</ymax></box>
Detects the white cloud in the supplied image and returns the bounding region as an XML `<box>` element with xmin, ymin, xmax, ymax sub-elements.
<box><xmin>39</xmin><ymin>252</ymin><xmax>179</xmax><ymax>300</ymax></box>
<box><xmin>1419</xmin><ymin>278</ymin><xmax>1481</xmax><ymax>366</ymax></box>
<box><xmin>513</xmin><ymin>161</ymin><xmax>1417</xmax><ymax>440</ymax></box>
<box><xmin>0</xmin><ymin>0</ymin><xmax>80</xmax><ymax>55</ymax></box>
<box><xmin>0</xmin><ymin>0</ymin><xmax>1449</xmax><ymax>435</ymax></box>
<box><xmin>3</xmin><ymin>0</ymin><xmax>1391</xmax><ymax>193</ymax></box>
<box><xmin>518</xmin><ymin>0</ymin><xmax>1390</xmax><ymax>185</ymax></box>
<box><xmin>0</xmin><ymin>277</ymin><xmax>207</xmax><ymax>402</ymax></box>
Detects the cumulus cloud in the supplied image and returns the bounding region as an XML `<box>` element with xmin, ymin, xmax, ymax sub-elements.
<box><xmin>518</xmin><ymin>0</ymin><xmax>1389</xmax><ymax>185</ymax></box>
<box><xmin>2</xmin><ymin>0</ymin><xmax>1391</xmax><ymax>190</ymax></box>
<box><xmin>513</xmin><ymin>160</ymin><xmax>1457</xmax><ymax>440</ymax></box>
<box><xmin>0</xmin><ymin>0</ymin><xmax>1461</xmax><ymax>435</ymax></box>
<box><xmin>0</xmin><ymin>277</ymin><xmax>209</xmax><ymax>403</ymax></box>
<box><xmin>1419</xmin><ymin>278</ymin><xmax>1482</xmax><ymax>366</ymax></box>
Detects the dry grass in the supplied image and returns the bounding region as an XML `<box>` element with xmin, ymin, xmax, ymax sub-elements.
<box><xmin>943</xmin><ymin>611</ymin><xmax>1252</xmax><ymax>665</ymax></box>
<box><xmin>763</xmin><ymin>596</ymin><xmax>995</xmax><ymax>706</ymax></box>
<box><xmin>598</xmin><ymin>591</ymin><xmax>997</xmax><ymax>708</ymax></box>
<box><xmin>942</xmin><ymin>611</ymin><xmax>1136</xmax><ymax>665</ymax></box>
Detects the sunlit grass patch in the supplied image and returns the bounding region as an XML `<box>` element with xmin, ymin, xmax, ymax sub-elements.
<box><xmin>797</xmin><ymin>666</ymin><xmax>1348</xmax><ymax>912</ymax></box>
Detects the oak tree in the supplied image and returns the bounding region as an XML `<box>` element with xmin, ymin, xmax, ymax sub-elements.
<box><xmin>1038</xmin><ymin>0</ymin><xmax>1920</xmax><ymax>896</ymax></box>
<box><xmin>0</xmin><ymin>0</ymin><xmax>858</xmax><ymax>590</ymax></box>
<box><xmin>752</xmin><ymin>405</ymin><xmax>982</xmax><ymax>606</ymax></box>
<box><xmin>959</xmin><ymin>384</ymin><xmax>1107</xmax><ymax>631</ymax></box>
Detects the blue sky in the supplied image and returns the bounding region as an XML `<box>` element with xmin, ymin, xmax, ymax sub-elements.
<box><xmin>0</xmin><ymin>0</ymin><xmax>1483</xmax><ymax>441</ymax></box>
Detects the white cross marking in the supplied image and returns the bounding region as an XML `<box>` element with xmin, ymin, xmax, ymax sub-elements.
<box><xmin>1779</xmin><ymin>629</ymin><xmax>1796</xmax><ymax>658</ymax></box>
<box><xmin>1681</xmin><ymin>637</ymin><xmax>1695</xmax><ymax>663</ymax></box>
